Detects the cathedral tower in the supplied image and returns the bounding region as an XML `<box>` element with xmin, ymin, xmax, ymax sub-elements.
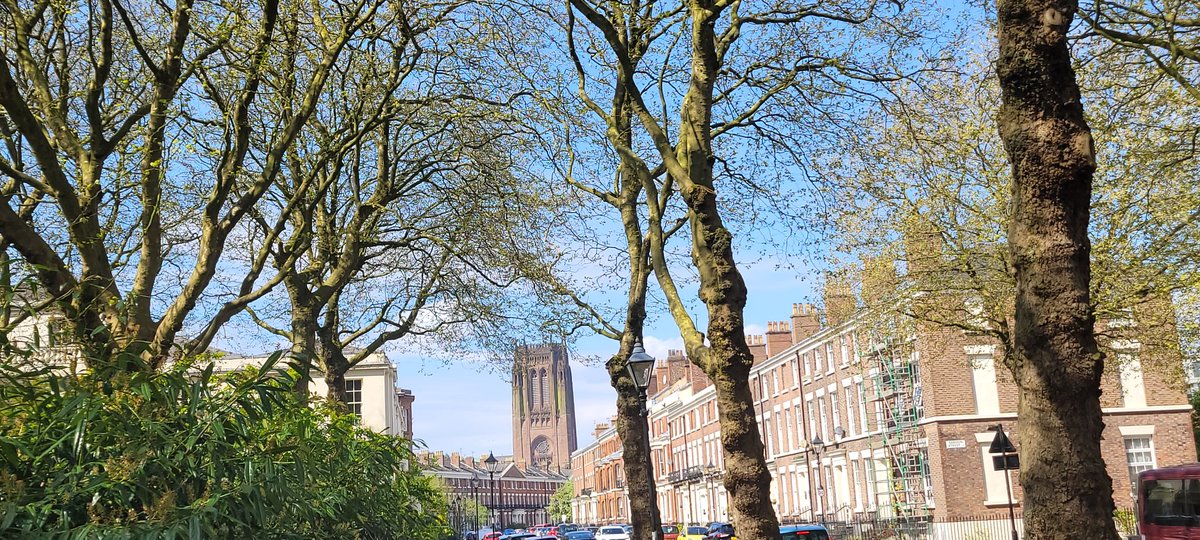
<box><xmin>512</xmin><ymin>344</ymin><xmax>577</xmax><ymax>472</ymax></box>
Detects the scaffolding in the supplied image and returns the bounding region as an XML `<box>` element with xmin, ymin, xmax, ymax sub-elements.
<box><xmin>859</xmin><ymin>318</ymin><xmax>931</xmax><ymax>522</ymax></box>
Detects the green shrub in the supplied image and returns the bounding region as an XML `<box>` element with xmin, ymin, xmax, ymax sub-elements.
<box><xmin>0</xmin><ymin>353</ymin><xmax>446</xmax><ymax>539</ymax></box>
<box><xmin>1114</xmin><ymin>508</ymin><xmax>1138</xmax><ymax>535</ymax></box>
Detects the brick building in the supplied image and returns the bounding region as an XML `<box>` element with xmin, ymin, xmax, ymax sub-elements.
<box><xmin>571</xmin><ymin>301</ymin><xmax>1195</xmax><ymax>533</ymax></box>
<box><xmin>419</xmin><ymin>451</ymin><xmax>568</xmax><ymax>528</ymax></box>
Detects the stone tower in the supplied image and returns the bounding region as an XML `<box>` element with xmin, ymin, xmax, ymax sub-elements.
<box><xmin>512</xmin><ymin>344</ymin><xmax>577</xmax><ymax>472</ymax></box>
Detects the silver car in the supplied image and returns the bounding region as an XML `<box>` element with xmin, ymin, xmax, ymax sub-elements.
<box><xmin>594</xmin><ymin>526</ymin><xmax>630</xmax><ymax>540</ymax></box>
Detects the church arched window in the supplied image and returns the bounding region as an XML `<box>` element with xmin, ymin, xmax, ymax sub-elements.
<box><xmin>539</xmin><ymin>368</ymin><xmax>548</xmax><ymax>408</ymax></box>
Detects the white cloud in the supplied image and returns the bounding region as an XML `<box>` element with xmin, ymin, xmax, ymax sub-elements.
<box><xmin>643</xmin><ymin>334</ymin><xmax>684</xmax><ymax>361</ymax></box>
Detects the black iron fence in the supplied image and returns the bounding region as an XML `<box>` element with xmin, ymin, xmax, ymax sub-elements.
<box><xmin>797</xmin><ymin>508</ymin><xmax>1137</xmax><ymax>540</ymax></box>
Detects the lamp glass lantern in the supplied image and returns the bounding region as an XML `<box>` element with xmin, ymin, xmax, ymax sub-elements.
<box><xmin>625</xmin><ymin>342</ymin><xmax>656</xmax><ymax>391</ymax></box>
<box><xmin>811</xmin><ymin>436</ymin><xmax>825</xmax><ymax>452</ymax></box>
<box><xmin>484</xmin><ymin>451</ymin><xmax>500</xmax><ymax>474</ymax></box>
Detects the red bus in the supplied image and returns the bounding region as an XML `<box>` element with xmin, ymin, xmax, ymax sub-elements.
<box><xmin>1133</xmin><ymin>464</ymin><xmax>1200</xmax><ymax>539</ymax></box>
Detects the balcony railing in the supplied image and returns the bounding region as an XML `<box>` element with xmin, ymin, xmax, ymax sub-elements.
<box><xmin>666</xmin><ymin>465</ymin><xmax>708</xmax><ymax>484</ymax></box>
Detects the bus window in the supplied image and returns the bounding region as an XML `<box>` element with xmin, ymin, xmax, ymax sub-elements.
<box><xmin>1143</xmin><ymin>478</ymin><xmax>1200</xmax><ymax>527</ymax></box>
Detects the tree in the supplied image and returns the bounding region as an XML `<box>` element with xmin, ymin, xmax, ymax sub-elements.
<box><xmin>238</xmin><ymin>1</ymin><xmax>549</xmax><ymax>400</ymax></box>
<box><xmin>824</xmin><ymin>48</ymin><xmax>1199</xmax><ymax>370</ymax></box>
<box><xmin>822</xmin><ymin>19</ymin><xmax>1200</xmax><ymax>535</ymax></box>
<box><xmin>996</xmin><ymin>0</ymin><xmax>1117</xmax><ymax>537</ymax></box>
<box><xmin>557</xmin><ymin>0</ymin><xmax>932</xmax><ymax>537</ymax></box>
<box><xmin>546</xmin><ymin>480</ymin><xmax>574</xmax><ymax>522</ymax></box>
<box><xmin>0</xmin><ymin>0</ymin><xmax>393</xmax><ymax>370</ymax></box>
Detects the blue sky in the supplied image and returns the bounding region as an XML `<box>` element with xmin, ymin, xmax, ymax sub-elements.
<box><xmin>392</xmin><ymin>258</ymin><xmax>823</xmax><ymax>458</ymax></box>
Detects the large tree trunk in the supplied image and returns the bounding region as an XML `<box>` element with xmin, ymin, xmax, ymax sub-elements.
<box><xmin>609</xmin><ymin>344</ymin><xmax>663</xmax><ymax>540</ymax></box>
<box><xmin>669</xmin><ymin>4</ymin><xmax>780</xmax><ymax>537</ymax></box>
<box><xmin>995</xmin><ymin>1</ymin><xmax>1118</xmax><ymax>538</ymax></box>
<box><xmin>285</xmin><ymin>277</ymin><xmax>318</xmax><ymax>397</ymax></box>
<box><xmin>610</xmin><ymin>173</ymin><xmax>663</xmax><ymax>540</ymax></box>
<box><xmin>684</xmin><ymin>212</ymin><xmax>779</xmax><ymax>540</ymax></box>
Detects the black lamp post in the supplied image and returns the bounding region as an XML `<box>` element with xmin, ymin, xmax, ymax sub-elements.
<box><xmin>471</xmin><ymin>473</ymin><xmax>480</xmax><ymax>534</ymax></box>
<box><xmin>625</xmin><ymin>341</ymin><xmax>661</xmax><ymax>540</ymax></box>
<box><xmin>482</xmin><ymin>451</ymin><xmax>496</xmax><ymax>530</ymax></box>
<box><xmin>810</xmin><ymin>436</ymin><xmax>826</xmax><ymax>523</ymax></box>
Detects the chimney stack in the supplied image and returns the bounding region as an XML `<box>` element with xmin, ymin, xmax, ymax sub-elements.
<box><xmin>747</xmin><ymin>334</ymin><xmax>767</xmax><ymax>364</ymax></box>
<box><xmin>792</xmin><ymin>303</ymin><xmax>822</xmax><ymax>342</ymax></box>
<box><xmin>765</xmin><ymin>321</ymin><xmax>794</xmax><ymax>357</ymax></box>
<box><xmin>593</xmin><ymin>422</ymin><xmax>610</xmax><ymax>440</ymax></box>
<box><xmin>903</xmin><ymin>213</ymin><xmax>944</xmax><ymax>278</ymax></box>
<box><xmin>824</xmin><ymin>276</ymin><xmax>856</xmax><ymax>327</ymax></box>
<box><xmin>861</xmin><ymin>256</ymin><xmax>899</xmax><ymax>305</ymax></box>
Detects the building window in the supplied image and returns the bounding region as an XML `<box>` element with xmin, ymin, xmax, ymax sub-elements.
<box><xmin>856</xmin><ymin>381</ymin><xmax>869</xmax><ymax>432</ymax></box>
<box><xmin>818</xmin><ymin>396</ymin><xmax>829</xmax><ymax>442</ymax></box>
<box><xmin>806</xmin><ymin>399</ymin><xmax>817</xmax><ymax>438</ymax></box>
<box><xmin>844</xmin><ymin>387</ymin><xmax>857</xmax><ymax>436</ymax></box>
<box><xmin>1118</xmin><ymin>351</ymin><xmax>1148</xmax><ymax>408</ymax></box>
<box><xmin>969</xmin><ymin>353</ymin><xmax>1001</xmax><ymax>415</ymax></box>
<box><xmin>343</xmin><ymin>379</ymin><xmax>363</xmax><ymax>418</ymax></box>
<box><xmin>830</xmin><ymin>391</ymin><xmax>842</xmax><ymax>440</ymax></box>
<box><xmin>1125</xmin><ymin>436</ymin><xmax>1156</xmax><ymax>487</ymax></box>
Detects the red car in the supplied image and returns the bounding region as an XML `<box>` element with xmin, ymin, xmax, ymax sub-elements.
<box><xmin>662</xmin><ymin>525</ymin><xmax>680</xmax><ymax>540</ymax></box>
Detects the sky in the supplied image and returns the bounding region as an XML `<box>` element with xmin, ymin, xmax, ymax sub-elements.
<box><xmin>392</xmin><ymin>257</ymin><xmax>822</xmax><ymax>458</ymax></box>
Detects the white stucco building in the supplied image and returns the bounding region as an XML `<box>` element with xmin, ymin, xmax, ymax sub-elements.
<box><xmin>4</xmin><ymin>311</ymin><xmax>415</xmax><ymax>439</ymax></box>
<box><xmin>197</xmin><ymin>351</ymin><xmax>415</xmax><ymax>438</ymax></box>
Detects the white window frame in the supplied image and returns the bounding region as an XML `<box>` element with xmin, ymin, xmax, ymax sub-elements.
<box><xmin>343</xmin><ymin>378</ymin><xmax>364</xmax><ymax>418</ymax></box>
<box><xmin>830</xmin><ymin>390</ymin><xmax>842</xmax><ymax>440</ymax></box>
<box><xmin>818</xmin><ymin>395</ymin><xmax>830</xmax><ymax>442</ymax></box>
<box><xmin>1124</xmin><ymin>435</ymin><xmax>1157</xmax><ymax>489</ymax></box>
<box><xmin>843</xmin><ymin>382</ymin><xmax>857</xmax><ymax>436</ymax></box>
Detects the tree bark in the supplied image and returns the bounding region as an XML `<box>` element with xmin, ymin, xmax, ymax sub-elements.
<box><xmin>662</xmin><ymin>4</ymin><xmax>781</xmax><ymax>538</ymax></box>
<box><xmin>609</xmin><ymin>160</ymin><xmax>663</xmax><ymax>540</ymax></box>
<box><xmin>285</xmin><ymin>277</ymin><xmax>318</xmax><ymax>397</ymax></box>
<box><xmin>995</xmin><ymin>1</ymin><xmax>1118</xmax><ymax>538</ymax></box>
<box><xmin>608</xmin><ymin>342</ymin><xmax>663</xmax><ymax>540</ymax></box>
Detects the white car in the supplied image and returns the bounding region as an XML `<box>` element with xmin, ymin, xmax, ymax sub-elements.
<box><xmin>595</xmin><ymin>526</ymin><xmax>630</xmax><ymax>540</ymax></box>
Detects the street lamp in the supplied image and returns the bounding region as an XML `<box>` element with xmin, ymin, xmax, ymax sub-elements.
<box><xmin>624</xmin><ymin>341</ymin><xmax>661</xmax><ymax>540</ymax></box>
<box><xmin>485</xmin><ymin>452</ymin><xmax>500</xmax><ymax>531</ymax></box>
<box><xmin>810</xmin><ymin>436</ymin><xmax>826</xmax><ymax>523</ymax></box>
<box><xmin>625</xmin><ymin>342</ymin><xmax>656</xmax><ymax>415</ymax></box>
<box><xmin>471</xmin><ymin>473</ymin><xmax>481</xmax><ymax>534</ymax></box>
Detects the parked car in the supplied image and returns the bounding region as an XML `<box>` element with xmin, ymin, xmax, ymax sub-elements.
<box><xmin>594</xmin><ymin>526</ymin><xmax>631</xmax><ymax>540</ymax></box>
<box><xmin>483</xmin><ymin>534</ymin><xmax>502</xmax><ymax>540</ymax></box>
<box><xmin>499</xmin><ymin>534</ymin><xmax>536</xmax><ymax>540</ymax></box>
<box><xmin>662</xmin><ymin>524</ymin><xmax>680</xmax><ymax>540</ymax></box>
<box><xmin>678</xmin><ymin>525</ymin><xmax>708</xmax><ymax>540</ymax></box>
<box><xmin>780</xmin><ymin>525</ymin><xmax>830</xmax><ymax>540</ymax></box>
<box><xmin>565</xmin><ymin>531</ymin><xmax>596</xmax><ymax>540</ymax></box>
<box><xmin>704</xmin><ymin>523</ymin><xmax>736</xmax><ymax>540</ymax></box>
